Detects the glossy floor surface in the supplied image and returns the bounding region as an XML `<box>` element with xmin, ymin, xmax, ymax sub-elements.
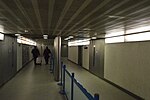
<box><xmin>0</xmin><ymin>58</ymin><xmax>139</xmax><ymax>100</ymax></box>
<box><xmin>62</xmin><ymin>58</ymin><xmax>137</xmax><ymax>100</ymax></box>
<box><xmin>0</xmin><ymin>61</ymin><xmax>66</xmax><ymax>100</ymax></box>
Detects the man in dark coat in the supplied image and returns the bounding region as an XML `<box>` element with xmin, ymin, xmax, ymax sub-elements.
<box><xmin>32</xmin><ymin>46</ymin><xmax>40</xmax><ymax>65</ymax></box>
<box><xmin>43</xmin><ymin>46</ymin><xmax>51</xmax><ymax>64</ymax></box>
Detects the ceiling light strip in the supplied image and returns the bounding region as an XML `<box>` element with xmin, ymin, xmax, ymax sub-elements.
<box><xmin>68</xmin><ymin>41</ymin><xmax>90</xmax><ymax>46</ymax></box>
<box><xmin>0</xmin><ymin>33</ymin><xmax>4</xmax><ymax>40</ymax></box>
<box><xmin>125</xmin><ymin>32</ymin><xmax>150</xmax><ymax>42</ymax></box>
<box><xmin>43</xmin><ymin>35</ymin><xmax>48</xmax><ymax>39</ymax></box>
<box><xmin>105</xmin><ymin>31</ymin><xmax>150</xmax><ymax>43</ymax></box>
<box><xmin>64</xmin><ymin>36</ymin><xmax>74</xmax><ymax>40</ymax></box>
<box><xmin>105</xmin><ymin>36</ymin><xmax>124</xmax><ymax>43</ymax></box>
<box><xmin>68</xmin><ymin>39</ymin><xmax>90</xmax><ymax>46</ymax></box>
<box><xmin>17</xmin><ymin>36</ymin><xmax>36</xmax><ymax>46</ymax></box>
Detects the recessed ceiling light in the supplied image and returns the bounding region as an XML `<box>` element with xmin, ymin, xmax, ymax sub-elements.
<box><xmin>64</xmin><ymin>36</ymin><xmax>74</xmax><ymax>40</ymax></box>
<box><xmin>91</xmin><ymin>37</ymin><xmax>97</xmax><ymax>39</ymax></box>
<box><xmin>83</xmin><ymin>28</ymin><xmax>91</xmax><ymax>31</ymax></box>
<box><xmin>108</xmin><ymin>15</ymin><xmax>125</xmax><ymax>19</ymax></box>
<box><xmin>24</xmin><ymin>30</ymin><xmax>28</xmax><ymax>32</ymax></box>
<box><xmin>15</xmin><ymin>34</ymin><xmax>21</xmax><ymax>36</ymax></box>
<box><xmin>69</xmin><ymin>36</ymin><xmax>73</xmax><ymax>39</ymax></box>
<box><xmin>43</xmin><ymin>35</ymin><xmax>48</xmax><ymax>39</ymax></box>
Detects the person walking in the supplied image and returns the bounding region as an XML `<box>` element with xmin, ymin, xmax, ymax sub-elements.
<box><xmin>43</xmin><ymin>46</ymin><xmax>51</xmax><ymax>65</ymax></box>
<box><xmin>31</xmin><ymin>46</ymin><xmax>40</xmax><ymax>65</ymax></box>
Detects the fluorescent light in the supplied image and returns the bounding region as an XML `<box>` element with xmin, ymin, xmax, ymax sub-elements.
<box><xmin>108</xmin><ymin>15</ymin><xmax>125</xmax><ymax>19</ymax></box>
<box><xmin>68</xmin><ymin>39</ymin><xmax>90</xmax><ymax>46</ymax></box>
<box><xmin>91</xmin><ymin>37</ymin><xmax>97</xmax><ymax>39</ymax></box>
<box><xmin>69</xmin><ymin>36</ymin><xmax>73</xmax><ymax>39</ymax></box>
<box><xmin>43</xmin><ymin>35</ymin><xmax>48</xmax><ymax>39</ymax></box>
<box><xmin>43</xmin><ymin>35</ymin><xmax>48</xmax><ymax>36</ymax></box>
<box><xmin>105</xmin><ymin>36</ymin><xmax>124</xmax><ymax>43</ymax></box>
<box><xmin>17</xmin><ymin>38</ymin><xmax>22</xmax><ymax>43</ymax></box>
<box><xmin>15</xmin><ymin>34</ymin><xmax>21</xmax><ymax>36</ymax></box>
<box><xmin>105</xmin><ymin>31</ymin><xmax>125</xmax><ymax>37</ymax></box>
<box><xmin>43</xmin><ymin>37</ymin><xmax>48</xmax><ymax>39</ymax></box>
<box><xmin>64</xmin><ymin>36</ymin><xmax>74</xmax><ymax>40</ymax></box>
<box><xmin>83</xmin><ymin>28</ymin><xmax>91</xmax><ymax>31</ymax></box>
<box><xmin>125</xmin><ymin>32</ymin><xmax>150</xmax><ymax>42</ymax></box>
<box><xmin>0</xmin><ymin>33</ymin><xmax>4</xmax><ymax>40</ymax></box>
<box><xmin>126</xmin><ymin>25</ymin><xmax>150</xmax><ymax>34</ymax></box>
<box><xmin>68</xmin><ymin>41</ymin><xmax>90</xmax><ymax>46</ymax></box>
<box><xmin>17</xmin><ymin>36</ymin><xmax>36</xmax><ymax>46</ymax></box>
<box><xmin>64</xmin><ymin>38</ymin><xmax>69</xmax><ymax>40</ymax></box>
<box><xmin>24</xmin><ymin>30</ymin><xmax>28</xmax><ymax>32</ymax></box>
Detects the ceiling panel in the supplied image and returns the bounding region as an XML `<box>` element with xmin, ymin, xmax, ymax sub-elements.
<box><xmin>0</xmin><ymin>0</ymin><xmax>150</xmax><ymax>39</ymax></box>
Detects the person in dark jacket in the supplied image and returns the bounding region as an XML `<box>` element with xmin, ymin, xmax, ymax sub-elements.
<box><xmin>31</xmin><ymin>46</ymin><xmax>40</xmax><ymax>65</ymax></box>
<box><xmin>43</xmin><ymin>46</ymin><xmax>51</xmax><ymax>64</ymax></box>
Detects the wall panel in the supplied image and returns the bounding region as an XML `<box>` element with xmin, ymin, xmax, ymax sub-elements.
<box><xmin>105</xmin><ymin>42</ymin><xmax>150</xmax><ymax>99</ymax></box>
<box><xmin>22</xmin><ymin>45</ymin><xmax>29</xmax><ymax>66</ymax></box>
<box><xmin>61</xmin><ymin>44</ymin><xmax>68</xmax><ymax>57</ymax></box>
<box><xmin>68</xmin><ymin>46</ymin><xmax>78</xmax><ymax>64</ymax></box>
<box><xmin>17</xmin><ymin>44</ymin><xmax>22</xmax><ymax>71</ymax></box>
<box><xmin>0</xmin><ymin>35</ymin><xmax>17</xmax><ymax>85</ymax></box>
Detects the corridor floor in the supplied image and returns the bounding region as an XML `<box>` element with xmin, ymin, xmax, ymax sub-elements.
<box><xmin>62</xmin><ymin>58</ymin><xmax>138</xmax><ymax>100</ymax></box>
<box><xmin>0</xmin><ymin>61</ymin><xmax>66</xmax><ymax>100</ymax></box>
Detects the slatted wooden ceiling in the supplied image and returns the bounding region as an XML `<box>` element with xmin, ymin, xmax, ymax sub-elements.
<box><xmin>0</xmin><ymin>0</ymin><xmax>150</xmax><ymax>39</ymax></box>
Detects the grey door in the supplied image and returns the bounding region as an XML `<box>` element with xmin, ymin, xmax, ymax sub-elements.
<box><xmin>89</xmin><ymin>40</ymin><xmax>105</xmax><ymax>78</ymax></box>
<box><xmin>1</xmin><ymin>36</ymin><xmax>17</xmax><ymax>84</ymax></box>
<box><xmin>78</xmin><ymin>46</ymin><xmax>82</xmax><ymax>66</ymax></box>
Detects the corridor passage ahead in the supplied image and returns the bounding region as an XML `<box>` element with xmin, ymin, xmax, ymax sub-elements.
<box><xmin>0</xmin><ymin>61</ymin><xmax>65</xmax><ymax>100</ymax></box>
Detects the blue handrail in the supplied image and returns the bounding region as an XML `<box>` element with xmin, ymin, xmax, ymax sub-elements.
<box><xmin>59</xmin><ymin>64</ymin><xmax>99</xmax><ymax>100</ymax></box>
<box><xmin>73</xmin><ymin>78</ymin><xmax>95</xmax><ymax>100</ymax></box>
<box><xmin>65</xmin><ymin>69</ymin><xmax>72</xmax><ymax>77</ymax></box>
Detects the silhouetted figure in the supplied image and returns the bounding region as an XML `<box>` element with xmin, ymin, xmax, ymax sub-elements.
<box><xmin>43</xmin><ymin>46</ymin><xmax>51</xmax><ymax>64</ymax></box>
<box><xmin>31</xmin><ymin>46</ymin><xmax>40</xmax><ymax>65</ymax></box>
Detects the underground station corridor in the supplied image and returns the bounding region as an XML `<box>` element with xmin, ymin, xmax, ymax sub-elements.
<box><xmin>0</xmin><ymin>0</ymin><xmax>150</xmax><ymax>100</ymax></box>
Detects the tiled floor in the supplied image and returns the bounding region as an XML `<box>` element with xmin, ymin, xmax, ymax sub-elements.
<box><xmin>0</xmin><ymin>61</ymin><xmax>66</xmax><ymax>100</ymax></box>
<box><xmin>62</xmin><ymin>58</ymin><xmax>137</xmax><ymax>100</ymax></box>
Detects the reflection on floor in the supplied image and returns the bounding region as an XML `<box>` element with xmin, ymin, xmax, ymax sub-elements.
<box><xmin>0</xmin><ymin>61</ymin><xmax>66</xmax><ymax>100</ymax></box>
<box><xmin>62</xmin><ymin>58</ymin><xmax>136</xmax><ymax>100</ymax></box>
